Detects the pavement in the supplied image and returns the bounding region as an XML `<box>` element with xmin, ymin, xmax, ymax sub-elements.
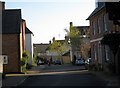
<box><xmin>89</xmin><ymin>71</ymin><xmax>120</xmax><ymax>87</ymax></box>
<box><xmin>2</xmin><ymin>65</ymin><xmax>46</xmax><ymax>87</ymax></box>
<box><xmin>1</xmin><ymin>64</ymin><xmax>120</xmax><ymax>87</ymax></box>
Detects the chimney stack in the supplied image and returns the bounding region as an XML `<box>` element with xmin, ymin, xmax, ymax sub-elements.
<box><xmin>70</xmin><ymin>22</ymin><xmax>73</xmax><ymax>32</ymax></box>
<box><xmin>52</xmin><ymin>37</ymin><xmax>55</xmax><ymax>42</ymax></box>
<box><xmin>70</xmin><ymin>22</ymin><xmax>73</xmax><ymax>27</ymax></box>
<box><xmin>49</xmin><ymin>40</ymin><xmax>51</xmax><ymax>44</ymax></box>
<box><xmin>0</xmin><ymin>1</ymin><xmax>5</xmax><ymax>10</ymax></box>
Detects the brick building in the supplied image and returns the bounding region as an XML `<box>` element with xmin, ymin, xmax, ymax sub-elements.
<box><xmin>1</xmin><ymin>2</ymin><xmax>26</xmax><ymax>73</ymax></box>
<box><xmin>87</xmin><ymin>2</ymin><xmax>120</xmax><ymax>74</ymax></box>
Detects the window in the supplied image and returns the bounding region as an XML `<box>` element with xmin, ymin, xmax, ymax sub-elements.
<box><xmin>93</xmin><ymin>45</ymin><xmax>97</xmax><ymax>60</ymax></box>
<box><xmin>98</xmin><ymin>17</ymin><xmax>101</xmax><ymax>33</ymax></box>
<box><xmin>103</xmin><ymin>14</ymin><xmax>107</xmax><ymax>32</ymax></box>
<box><xmin>92</xmin><ymin>21</ymin><xmax>96</xmax><ymax>35</ymax></box>
<box><xmin>105</xmin><ymin>45</ymin><xmax>110</xmax><ymax>62</ymax></box>
<box><xmin>98</xmin><ymin>42</ymin><xmax>102</xmax><ymax>64</ymax></box>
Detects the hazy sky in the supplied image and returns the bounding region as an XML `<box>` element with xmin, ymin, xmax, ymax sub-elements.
<box><xmin>4</xmin><ymin>0</ymin><xmax>95</xmax><ymax>43</ymax></box>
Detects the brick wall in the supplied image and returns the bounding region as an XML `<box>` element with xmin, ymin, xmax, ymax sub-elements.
<box><xmin>89</xmin><ymin>6</ymin><xmax>120</xmax><ymax>73</ymax></box>
<box><xmin>2</xmin><ymin>34</ymin><xmax>21</xmax><ymax>73</ymax></box>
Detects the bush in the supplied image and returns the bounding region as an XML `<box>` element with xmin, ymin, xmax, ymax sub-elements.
<box><xmin>21</xmin><ymin>51</ymin><xmax>30</xmax><ymax>73</ymax></box>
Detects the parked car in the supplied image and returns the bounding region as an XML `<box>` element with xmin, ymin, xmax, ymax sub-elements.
<box><xmin>85</xmin><ymin>58</ymin><xmax>91</xmax><ymax>65</ymax></box>
<box><xmin>85</xmin><ymin>58</ymin><xmax>91</xmax><ymax>69</ymax></box>
<box><xmin>37</xmin><ymin>60</ymin><xmax>44</xmax><ymax>65</ymax></box>
<box><xmin>75</xmin><ymin>58</ymin><xmax>85</xmax><ymax>65</ymax></box>
<box><xmin>53</xmin><ymin>60</ymin><xmax>62</xmax><ymax>65</ymax></box>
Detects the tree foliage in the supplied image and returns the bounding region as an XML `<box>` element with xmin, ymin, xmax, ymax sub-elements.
<box><xmin>80</xmin><ymin>41</ymin><xmax>91</xmax><ymax>59</ymax></box>
<box><xmin>21</xmin><ymin>50</ymin><xmax>30</xmax><ymax>72</ymax></box>
<box><xmin>22</xmin><ymin>51</ymin><xmax>30</xmax><ymax>64</ymax></box>
<box><xmin>49</xmin><ymin>40</ymin><xmax>61</xmax><ymax>51</ymax></box>
<box><xmin>49</xmin><ymin>40</ymin><xmax>67</xmax><ymax>55</ymax></box>
<box><xmin>64</xmin><ymin>25</ymin><xmax>80</xmax><ymax>48</ymax></box>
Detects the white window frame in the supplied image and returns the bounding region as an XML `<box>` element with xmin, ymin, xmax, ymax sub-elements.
<box><xmin>98</xmin><ymin>42</ymin><xmax>102</xmax><ymax>64</ymax></box>
<box><xmin>94</xmin><ymin>45</ymin><xmax>97</xmax><ymax>60</ymax></box>
<box><xmin>105</xmin><ymin>45</ymin><xmax>110</xmax><ymax>62</ymax></box>
<box><xmin>103</xmin><ymin>14</ymin><xmax>107</xmax><ymax>32</ymax></box>
<box><xmin>98</xmin><ymin>17</ymin><xmax>101</xmax><ymax>33</ymax></box>
<box><xmin>92</xmin><ymin>21</ymin><xmax>96</xmax><ymax>35</ymax></box>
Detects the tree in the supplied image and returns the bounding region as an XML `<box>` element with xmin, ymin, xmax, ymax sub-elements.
<box><xmin>64</xmin><ymin>24</ymin><xmax>80</xmax><ymax>48</ymax></box>
<box><xmin>48</xmin><ymin>38</ymin><xmax>70</xmax><ymax>64</ymax></box>
<box><xmin>80</xmin><ymin>40</ymin><xmax>91</xmax><ymax>60</ymax></box>
<box><xmin>64</xmin><ymin>22</ymin><xmax>91</xmax><ymax>62</ymax></box>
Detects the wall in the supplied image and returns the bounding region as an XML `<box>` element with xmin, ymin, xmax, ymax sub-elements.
<box><xmin>89</xmin><ymin>6</ymin><xmax>120</xmax><ymax>74</ymax></box>
<box><xmin>2</xmin><ymin>34</ymin><xmax>20</xmax><ymax>73</ymax></box>
<box><xmin>26</xmin><ymin>34</ymin><xmax>33</xmax><ymax>65</ymax></box>
<box><xmin>62</xmin><ymin>56</ymin><xmax>71</xmax><ymax>64</ymax></box>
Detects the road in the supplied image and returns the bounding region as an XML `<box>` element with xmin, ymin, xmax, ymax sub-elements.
<box><xmin>18</xmin><ymin>64</ymin><xmax>108</xmax><ymax>87</ymax></box>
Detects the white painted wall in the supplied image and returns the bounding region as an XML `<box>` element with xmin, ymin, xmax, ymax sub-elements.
<box><xmin>26</xmin><ymin>34</ymin><xmax>33</xmax><ymax>65</ymax></box>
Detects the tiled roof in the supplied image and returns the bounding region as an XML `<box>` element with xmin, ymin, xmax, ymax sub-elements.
<box><xmin>2</xmin><ymin>9</ymin><xmax>21</xmax><ymax>34</ymax></box>
<box><xmin>33</xmin><ymin>44</ymin><xmax>50</xmax><ymax>53</ymax></box>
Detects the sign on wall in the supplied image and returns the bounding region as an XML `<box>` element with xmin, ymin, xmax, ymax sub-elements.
<box><xmin>2</xmin><ymin>55</ymin><xmax>8</xmax><ymax>64</ymax></box>
<box><xmin>0</xmin><ymin>55</ymin><xmax>8</xmax><ymax>64</ymax></box>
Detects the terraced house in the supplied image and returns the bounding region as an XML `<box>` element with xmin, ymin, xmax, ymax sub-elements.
<box><xmin>87</xmin><ymin>2</ymin><xmax>120</xmax><ymax>74</ymax></box>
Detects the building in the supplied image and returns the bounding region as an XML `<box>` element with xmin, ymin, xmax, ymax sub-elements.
<box><xmin>25</xmin><ymin>27</ymin><xmax>34</xmax><ymax>65</ymax></box>
<box><xmin>33</xmin><ymin>43</ymin><xmax>50</xmax><ymax>60</ymax></box>
<box><xmin>1</xmin><ymin>2</ymin><xmax>28</xmax><ymax>73</ymax></box>
<box><xmin>69</xmin><ymin>22</ymin><xmax>90</xmax><ymax>61</ymax></box>
<box><xmin>87</xmin><ymin>2</ymin><xmax>120</xmax><ymax>74</ymax></box>
<box><xmin>45</xmin><ymin>37</ymin><xmax>70</xmax><ymax>64</ymax></box>
<box><xmin>62</xmin><ymin>50</ymin><xmax>71</xmax><ymax>64</ymax></box>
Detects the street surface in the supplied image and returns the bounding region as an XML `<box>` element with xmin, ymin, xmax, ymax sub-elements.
<box><xmin>18</xmin><ymin>64</ymin><xmax>108</xmax><ymax>87</ymax></box>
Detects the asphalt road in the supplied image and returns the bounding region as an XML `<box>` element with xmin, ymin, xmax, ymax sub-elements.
<box><xmin>18</xmin><ymin>65</ymin><xmax>108</xmax><ymax>87</ymax></box>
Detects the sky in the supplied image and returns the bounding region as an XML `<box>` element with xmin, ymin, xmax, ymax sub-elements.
<box><xmin>3</xmin><ymin>0</ymin><xmax>96</xmax><ymax>43</ymax></box>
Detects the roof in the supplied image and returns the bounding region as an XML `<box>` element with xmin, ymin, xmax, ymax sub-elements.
<box><xmin>25</xmin><ymin>27</ymin><xmax>34</xmax><ymax>35</ymax></box>
<box><xmin>2</xmin><ymin>9</ymin><xmax>22</xmax><ymax>34</ymax></box>
<box><xmin>74</xmin><ymin>26</ymin><xmax>89</xmax><ymax>29</ymax></box>
<box><xmin>56</xmin><ymin>40</ymin><xmax>65</xmax><ymax>44</ymax></box>
<box><xmin>33</xmin><ymin>44</ymin><xmax>50</xmax><ymax>53</ymax></box>
<box><xmin>62</xmin><ymin>50</ymin><xmax>70</xmax><ymax>56</ymax></box>
<box><xmin>86</xmin><ymin>3</ymin><xmax>105</xmax><ymax>20</ymax></box>
<box><xmin>73</xmin><ymin>26</ymin><xmax>90</xmax><ymax>35</ymax></box>
<box><xmin>46</xmin><ymin>39</ymin><xmax>66</xmax><ymax>50</ymax></box>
